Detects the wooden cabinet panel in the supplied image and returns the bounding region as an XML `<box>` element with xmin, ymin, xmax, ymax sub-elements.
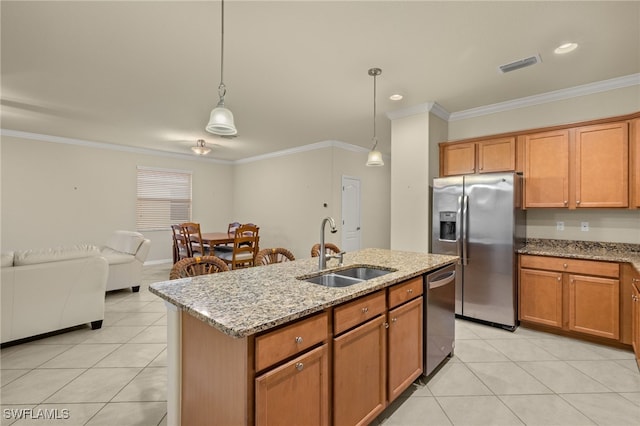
<box><xmin>255</xmin><ymin>311</ymin><xmax>328</xmax><ymax>371</ymax></box>
<box><xmin>569</xmin><ymin>274</ymin><xmax>620</xmax><ymax>340</ymax></box>
<box><xmin>333</xmin><ymin>315</ymin><xmax>387</xmax><ymax>426</ymax></box>
<box><xmin>334</xmin><ymin>290</ymin><xmax>386</xmax><ymax>335</ymax></box>
<box><xmin>478</xmin><ymin>137</ymin><xmax>516</xmax><ymax>173</ymax></box>
<box><xmin>519</xmin><ymin>268</ymin><xmax>563</xmax><ymax>328</ymax></box>
<box><xmin>630</xmin><ymin>119</ymin><xmax>640</xmax><ymax>208</ymax></box>
<box><xmin>632</xmin><ymin>279</ymin><xmax>640</xmax><ymax>367</ymax></box>
<box><xmin>388</xmin><ymin>276</ymin><xmax>423</xmax><ymax>309</ymax></box>
<box><xmin>387</xmin><ymin>297</ymin><xmax>423</xmax><ymax>403</ymax></box>
<box><xmin>524</xmin><ymin>130</ymin><xmax>569</xmax><ymax>208</ymax></box>
<box><xmin>520</xmin><ymin>255</ymin><xmax>619</xmax><ymax>278</ymax></box>
<box><xmin>256</xmin><ymin>344</ymin><xmax>329</xmax><ymax>426</ymax></box>
<box><xmin>574</xmin><ymin>122</ymin><xmax>629</xmax><ymax>208</ymax></box>
<box><xmin>442</xmin><ymin>142</ymin><xmax>476</xmax><ymax>176</ymax></box>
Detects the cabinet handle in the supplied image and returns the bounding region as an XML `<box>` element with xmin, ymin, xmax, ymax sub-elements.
<box><xmin>632</xmin><ymin>278</ymin><xmax>639</xmax><ymax>283</ymax></box>
<box><xmin>294</xmin><ymin>336</ymin><xmax>303</xmax><ymax>344</ymax></box>
<box><xmin>407</xmin><ymin>288</ymin><xmax>413</xmax><ymax>294</ymax></box>
<box><xmin>361</xmin><ymin>307</ymin><xmax>369</xmax><ymax>314</ymax></box>
<box><xmin>391</xmin><ymin>317</ymin><xmax>397</xmax><ymax>323</ymax></box>
<box><xmin>384</xmin><ymin>322</ymin><xmax>389</xmax><ymax>329</ymax></box>
<box><xmin>295</xmin><ymin>362</ymin><xmax>304</xmax><ymax>371</ymax></box>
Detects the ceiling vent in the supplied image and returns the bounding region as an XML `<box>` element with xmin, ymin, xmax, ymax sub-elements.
<box><xmin>498</xmin><ymin>54</ymin><xmax>542</xmax><ymax>73</ymax></box>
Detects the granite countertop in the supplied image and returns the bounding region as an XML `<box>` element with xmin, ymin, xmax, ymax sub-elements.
<box><xmin>149</xmin><ymin>248</ymin><xmax>458</xmax><ymax>338</ymax></box>
<box><xmin>518</xmin><ymin>239</ymin><xmax>640</xmax><ymax>270</ymax></box>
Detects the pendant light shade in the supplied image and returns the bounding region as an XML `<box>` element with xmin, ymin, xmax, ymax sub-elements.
<box><xmin>366</xmin><ymin>67</ymin><xmax>384</xmax><ymax>167</ymax></box>
<box><xmin>191</xmin><ymin>139</ymin><xmax>211</xmax><ymax>155</ymax></box>
<box><xmin>206</xmin><ymin>0</ymin><xmax>237</xmax><ymax>136</ymax></box>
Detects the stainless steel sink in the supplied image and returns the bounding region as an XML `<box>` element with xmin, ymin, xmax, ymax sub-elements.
<box><xmin>301</xmin><ymin>266</ymin><xmax>395</xmax><ymax>288</ymax></box>
<box><xmin>334</xmin><ymin>266</ymin><xmax>393</xmax><ymax>280</ymax></box>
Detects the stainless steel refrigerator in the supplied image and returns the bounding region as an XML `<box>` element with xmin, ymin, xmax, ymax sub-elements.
<box><xmin>431</xmin><ymin>172</ymin><xmax>525</xmax><ymax>330</ymax></box>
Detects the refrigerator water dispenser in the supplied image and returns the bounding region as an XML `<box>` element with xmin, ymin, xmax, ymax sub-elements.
<box><xmin>439</xmin><ymin>211</ymin><xmax>456</xmax><ymax>241</ymax></box>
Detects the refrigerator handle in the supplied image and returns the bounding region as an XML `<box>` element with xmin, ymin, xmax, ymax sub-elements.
<box><xmin>461</xmin><ymin>194</ymin><xmax>469</xmax><ymax>265</ymax></box>
<box><xmin>456</xmin><ymin>195</ymin><xmax>463</xmax><ymax>262</ymax></box>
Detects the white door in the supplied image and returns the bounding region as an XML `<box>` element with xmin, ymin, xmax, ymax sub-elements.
<box><xmin>341</xmin><ymin>176</ymin><xmax>361</xmax><ymax>252</ymax></box>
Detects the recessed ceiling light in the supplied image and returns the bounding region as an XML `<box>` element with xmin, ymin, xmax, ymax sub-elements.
<box><xmin>554</xmin><ymin>42</ymin><xmax>578</xmax><ymax>54</ymax></box>
<box><xmin>389</xmin><ymin>94</ymin><xmax>403</xmax><ymax>101</ymax></box>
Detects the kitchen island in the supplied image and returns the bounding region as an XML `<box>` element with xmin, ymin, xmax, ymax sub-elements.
<box><xmin>150</xmin><ymin>248</ymin><xmax>457</xmax><ymax>426</ymax></box>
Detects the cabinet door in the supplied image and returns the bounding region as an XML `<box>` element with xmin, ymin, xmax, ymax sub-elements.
<box><xmin>519</xmin><ymin>268</ymin><xmax>563</xmax><ymax>328</ymax></box>
<box><xmin>388</xmin><ymin>297</ymin><xmax>423</xmax><ymax>403</ymax></box>
<box><xmin>333</xmin><ymin>315</ymin><xmax>386</xmax><ymax>426</ymax></box>
<box><xmin>569</xmin><ymin>274</ymin><xmax>620</xmax><ymax>340</ymax></box>
<box><xmin>632</xmin><ymin>280</ymin><xmax>640</xmax><ymax>366</ymax></box>
<box><xmin>630</xmin><ymin>119</ymin><xmax>640</xmax><ymax>208</ymax></box>
<box><xmin>574</xmin><ymin>122</ymin><xmax>628</xmax><ymax>208</ymax></box>
<box><xmin>524</xmin><ymin>130</ymin><xmax>569</xmax><ymax>208</ymax></box>
<box><xmin>256</xmin><ymin>344</ymin><xmax>329</xmax><ymax>426</ymax></box>
<box><xmin>478</xmin><ymin>137</ymin><xmax>516</xmax><ymax>173</ymax></box>
<box><xmin>442</xmin><ymin>142</ymin><xmax>476</xmax><ymax>176</ymax></box>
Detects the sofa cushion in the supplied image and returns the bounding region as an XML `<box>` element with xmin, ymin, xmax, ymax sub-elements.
<box><xmin>1</xmin><ymin>252</ymin><xmax>14</xmax><ymax>267</ymax></box>
<box><xmin>100</xmin><ymin>247</ymin><xmax>136</xmax><ymax>265</ymax></box>
<box><xmin>105</xmin><ymin>230</ymin><xmax>144</xmax><ymax>255</ymax></box>
<box><xmin>14</xmin><ymin>245</ymin><xmax>101</xmax><ymax>266</ymax></box>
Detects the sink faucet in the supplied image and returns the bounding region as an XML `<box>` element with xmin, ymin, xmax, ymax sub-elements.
<box><xmin>319</xmin><ymin>217</ymin><xmax>340</xmax><ymax>270</ymax></box>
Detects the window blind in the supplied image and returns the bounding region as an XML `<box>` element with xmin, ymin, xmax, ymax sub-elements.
<box><xmin>136</xmin><ymin>166</ymin><xmax>192</xmax><ymax>231</ymax></box>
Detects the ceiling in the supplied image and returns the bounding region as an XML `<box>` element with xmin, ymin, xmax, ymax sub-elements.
<box><xmin>2</xmin><ymin>1</ymin><xmax>639</xmax><ymax>162</ymax></box>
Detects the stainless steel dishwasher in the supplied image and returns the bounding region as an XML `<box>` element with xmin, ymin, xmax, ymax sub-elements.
<box><xmin>424</xmin><ymin>263</ymin><xmax>456</xmax><ymax>376</ymax></box>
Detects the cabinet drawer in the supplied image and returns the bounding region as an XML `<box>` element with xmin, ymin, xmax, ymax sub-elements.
<box><xmin>520</xmin><ymin>255</ymin><xmax>619</xmax><ymax>278</ymax></box>
<box><xmin>334</xmin><ymin>290</ymin><xmax>386</xmax><ymax>335</ymax></box>
<box><xmin>255</xmin><ymin>311</ymin><xmax>328</xmax><ymax>372</ymax></box>
<box><xmin>388</xmin><ymin>277</ymin><xmax>423</xmax><ymax>309</ymax></box>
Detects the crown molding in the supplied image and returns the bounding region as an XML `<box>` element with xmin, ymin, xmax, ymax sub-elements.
<box><xmin>0</xmin><ymin>129</ymin><xmax>233</xmax><ymax>164</ymax></box>
<box><xmin>449</xmin><ymin>73</ymin><xmax>640</xmax><ymax>121</ymax></box>
<box><xmin>235</xmin><ymin>139</ymin><xmax>373</xmax><ymax>164</ymax></box>
<box><xmin>386</xmin><ymin>101</ymin><xmax>450</xmax><ymax>121</ymax></box>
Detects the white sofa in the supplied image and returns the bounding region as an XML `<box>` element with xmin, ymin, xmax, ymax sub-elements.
<box><xmin>100</xmin><ymin>230</ymin><xmax>151</xmax><ymax>292</ymax></box>
<box><xmin>1</xmin><ymin>245</ymin><xmax>108</xmax><ymax>344</ymax></box>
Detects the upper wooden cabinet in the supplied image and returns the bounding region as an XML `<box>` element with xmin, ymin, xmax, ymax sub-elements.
<box><xmin>630</xmin><ymin>119</ymin><xmax>640</xmax><ymax>208</ymax></box>
<box><xmin>523</xmin><ymin>121</ymin><xmax>629</xmax><ymax>209</ymax></box>
<box><xmin>440</xmin><ymin>137</ymin><xmax>516</xmax><ymax>176</ymax></box>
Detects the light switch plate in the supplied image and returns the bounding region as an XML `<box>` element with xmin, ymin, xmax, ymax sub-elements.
<box><xmin>581</xmin><ymin>221</ymin><xmax>589</xmax><ymax>231</ymax></box>
<box><xmin>556</xmin><ymin>221</ymin><xmax>564</xmax><ymax>231</ymax></box>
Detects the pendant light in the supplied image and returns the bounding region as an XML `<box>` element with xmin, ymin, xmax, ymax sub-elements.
<box><xmin>191</xmin><ymin>139</ymin><xmax>211</xmax><ymax>155</ymax></box>
<box><xmin>366</xmin><ymin>67</ymin><xmax>384</xmax><ymax>167</ymax></box>
<box><xmin>206</xmin><ymin>0</ymin><xmax>237</xmax><ymax>136</ymax></box>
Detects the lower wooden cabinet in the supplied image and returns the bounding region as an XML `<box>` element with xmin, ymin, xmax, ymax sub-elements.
<box><xmin>631</xmin><ymin>276</ymin><xmax>640</xmax><ymax>369</ymax></box>
<box><xmin>387</xmin><ymin>296</ymin><xmax>423</xmax><ymax>402</ymax></box>
<box><xmin>333</xmin><ymin>315</ymin><xmax>387</xmax><ymax>426</ymax></box>
<box><xmin>255</xmin><ymin>345</ymin><xmax>329</xmax><ymax>426</ymax></box>
<box><xmin>519</xmin><ymin>255</ymin><xmax>620</xmax><ymax>341</ymax></box>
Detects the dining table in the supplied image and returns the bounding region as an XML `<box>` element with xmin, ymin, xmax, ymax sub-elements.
<box><xmin>200</xmin><ymin>232</ymin><xmax>235</xmax><ymax>247</ymax></box>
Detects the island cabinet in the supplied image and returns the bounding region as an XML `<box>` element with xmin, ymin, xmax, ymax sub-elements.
<box><xmin>632</xmin><ymin>276</ymin><xmax>640</xmax><ymax>369</ymax></box>
<box><xmin>439</xmin><ymin>137</ymin><xmax>516</xmax><ymax>177</ymax></box>
<box><xmin>523</xmin><ymin>122</ymin><xmax>629</xmax><ymax>209</ymax></box>
<box><xmin>519</xmin><ymin>255</ymin><xmax>620</xmax><ymax>341</ymax></box>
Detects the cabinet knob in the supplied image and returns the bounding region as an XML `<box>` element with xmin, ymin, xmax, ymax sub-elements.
<box><xmin>407</xmin><ymin>288</ymin><xmax>413</xmax><ymax>294</ymax></box>
<box><xmin>295</xmin><ymin>362</ymin><xmax>304</xmax><ymax>371</ymax></box>
<box><xmin>391</xmin><ymin>317</ymin><xmax>397</xmax><ymax>323</ymax></box>
<box><xmin>361</xmin><ymin>307</ymin><xmax>369</xmax><ymax>314</ymax></box>
<box><xmin>294</xmin><ymin>336</ymin><xmax>303</xmax><ymax>344</ymax></box>
<box><xmin>564</xmin><ymin>200</ymin><xmax>568</xmax><ymax>205</ymax></box>
<box><xmin>557</xmin><ymin>276</ymin><xmax>561</xmax><ymax>281</ymax></box>
<box><xmin>384</xmin><ymin>322</ymin><xmax>389</xmax><ymax>329</ymax></box>
<box><xmin>576</xmin><ymin>200</ymin><xmax>581</xmax><ymax>205</ymax></box>
<box><xmin>563</xmin><ymin>263</ymin><xmax>568</xmax><ymax>268</ymax></box>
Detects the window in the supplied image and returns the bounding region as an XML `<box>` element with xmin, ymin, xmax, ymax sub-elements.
<box><xmin>136</xmin><ymin>166</ymin><xmax>192</xmax><ymax>231</ymax></box>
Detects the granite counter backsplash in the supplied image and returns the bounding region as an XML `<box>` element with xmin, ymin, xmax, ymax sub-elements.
<box><xmin>519</xmin><ymin>239</ymin><xmax>640</xmax><ymax>270</ymax></box>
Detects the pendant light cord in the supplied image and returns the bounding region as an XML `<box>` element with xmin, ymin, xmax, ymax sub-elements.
<box><xmin>372</xmin><ymin>71</ymin><xmax>377</xmax><ymax>149</ymax></box>
<box><xmin>218</xmin><ymin>0</ymin><xmax>227</xmax><ymax>100</ymax></box>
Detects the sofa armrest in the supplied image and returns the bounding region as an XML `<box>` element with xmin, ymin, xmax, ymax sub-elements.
<box><xmin>135</xmin><ymin>239</ymin><xmax>151</xmax><ymax>263</ymax></box>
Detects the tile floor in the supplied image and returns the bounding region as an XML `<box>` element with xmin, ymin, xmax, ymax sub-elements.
<box><xmin>1</xmin><ymin>263</ymin><xmax>639</xmax><ymax>425</ymax></box>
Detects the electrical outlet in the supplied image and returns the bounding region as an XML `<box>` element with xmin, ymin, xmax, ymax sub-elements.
<box><xmin>556</xmin><ymin>221</ymin><xmax>565</xmax><ymax>231</ymax></box>
<box><xmin>581</xmin><ymin>221</ymin><xmax>589</xmax><ymax>231</ymax></box>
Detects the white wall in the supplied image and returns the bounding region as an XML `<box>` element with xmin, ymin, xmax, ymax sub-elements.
<box><xmin>446</xmin><ymin>85</ymin><xmax>640</xmax><ymax>244</ymax></box>
<box><xmin>1</xmin><ymin>136</ymin><xmax>234</xmax><ymax>261</ymax></box>
<box><xmin>390</xmin><ymin>111</ymin><xmax>431</xmax><ymax>252</ymax></box>
<box><xmin>233</xmin><ymin>144</ymin><xmax>391</xmax><ymax>260</ymax></box>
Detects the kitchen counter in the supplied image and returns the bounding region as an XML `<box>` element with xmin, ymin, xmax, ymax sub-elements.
<box><xmin>518</xmin><ymin>238</ymin><xmax>640</xmax><ymax>271</ymax></box>
<box><xmin>149</xmin><ymin>248</ymin><xmax>457</xmax><ymax>338</ymax></box>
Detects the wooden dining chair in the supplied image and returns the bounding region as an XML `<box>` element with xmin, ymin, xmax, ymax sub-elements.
<box><xmin>169</xmin><ymin>256</ymin><xmax>229</xmax><ymax>280</ymax></box>
<box><xmin>171</xmin><ymin>224</ymin><xmax>191</xmax><ymax>263</ymax></box>
<box><xmin>310</xmin><ymin>243</ymin><xmax>341</xmax><ymax>258</ymax></box>
<box><xmin>255</xmin><ymin>248</ymin><xmax>295</xmax><ymax>266</ymax></box>
<box><xmin>216</xmin><ymin>224</ymin><xmax>260</xmax><ymax>270</ymax></box>
<box><xmin>181</xmin><ymin>222</ymin><xmax>209</xmax><ymax>257</ymax></box>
